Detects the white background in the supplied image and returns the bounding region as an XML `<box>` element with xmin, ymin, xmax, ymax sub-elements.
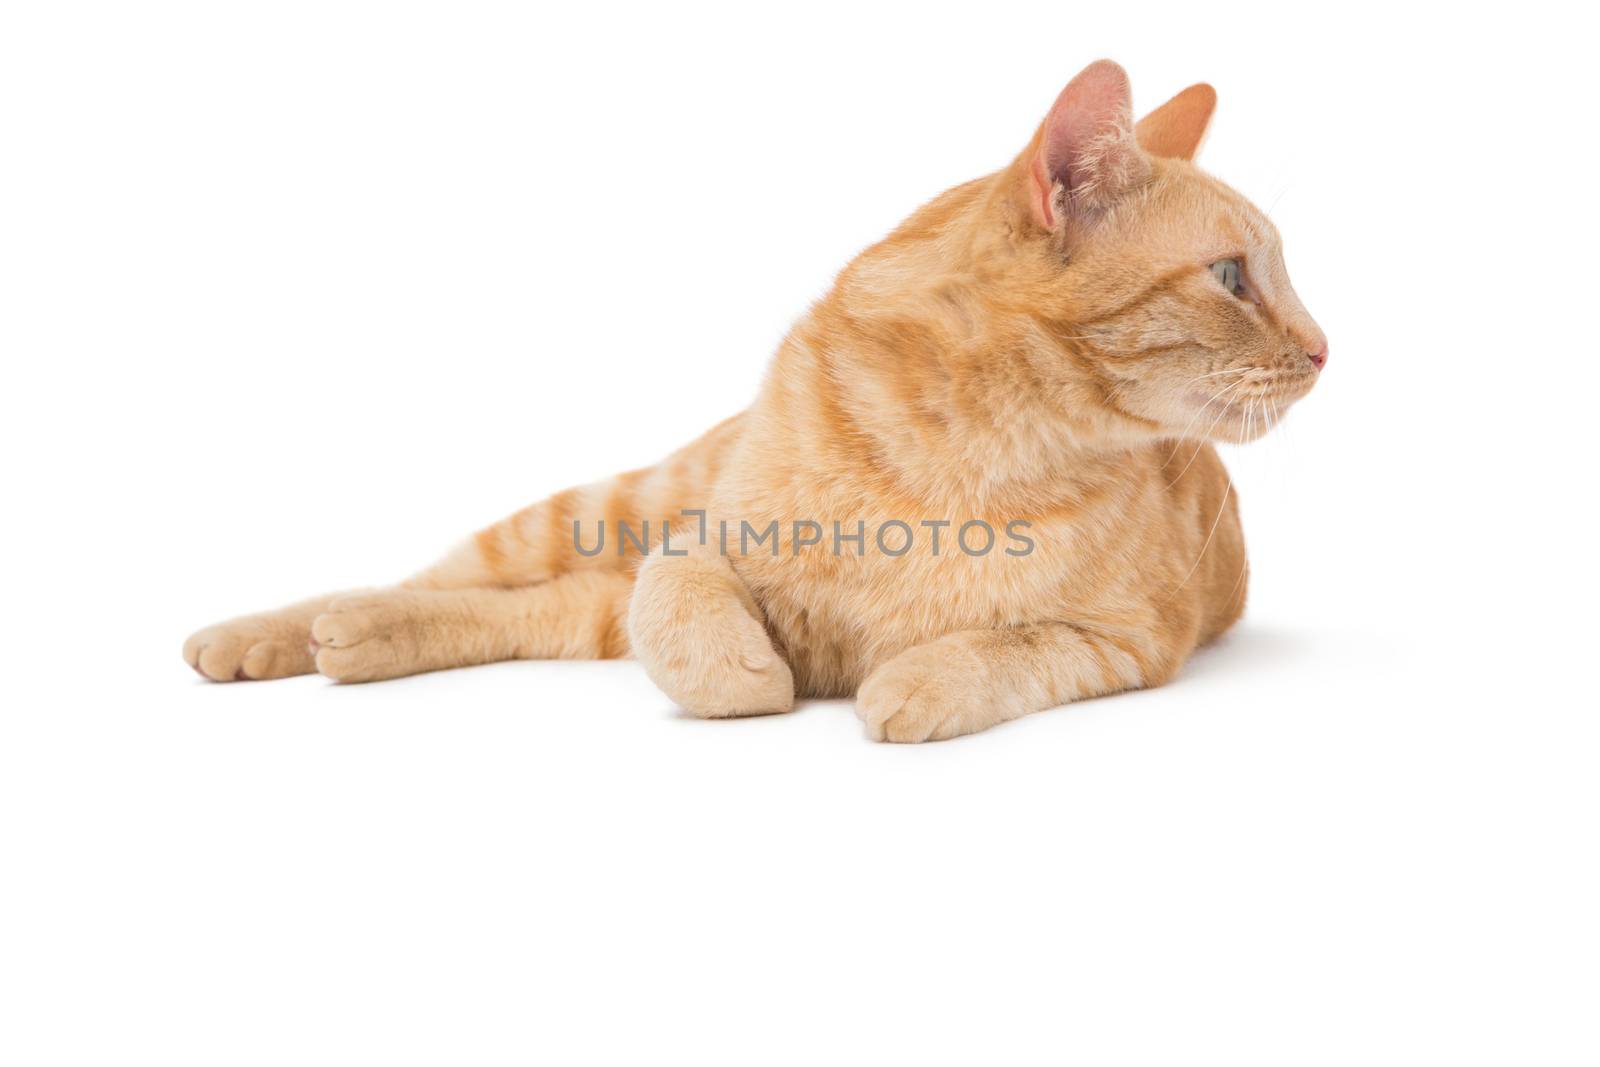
<box><xmin>3</xmin><ymin>2</ymin><xmax>1597</xmax><ymax>1063</ymax></box>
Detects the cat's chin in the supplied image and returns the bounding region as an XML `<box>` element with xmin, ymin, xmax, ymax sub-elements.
<box><xmin>1161</xmin><ymin>408</ymin><xmax>1292</xmax><ymax>446</ymax></box>
<box><xmin>1172</xmin><ymin>384</ymin><xmax>1309</xmax><ymax>444</ymax></box>
<box><xmin>1209</xmin><ymin>405</ymin><xmax>1296</xmax><ymax>444</ymax></box>
<box><xmin>1212</xmin><ymin>422</ymin><xmax>1281</xmax><ymax>445</ymax></box>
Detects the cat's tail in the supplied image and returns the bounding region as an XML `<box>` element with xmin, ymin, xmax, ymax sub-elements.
<box><xmin>405</xmin><ymin>413</ymin><xmax>746</xmax><ymax>591</ymax></box>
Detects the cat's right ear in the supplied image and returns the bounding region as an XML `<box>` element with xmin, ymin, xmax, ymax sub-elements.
<box><xmin>1135</xmin><ymin>83</ymin><xmax>1217</xmax><ymax>160</ymax></box>
<box><xmin>1024</xmin><ymin>60</ymin><xmax>1151</xmax><ymax>233</ymax></box>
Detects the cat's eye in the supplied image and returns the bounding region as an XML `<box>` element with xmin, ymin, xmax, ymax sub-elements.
<box><xmin>1211</xmin><ymin>258</ymin><xmax>1245</xmax><ymax>297</ymax></box>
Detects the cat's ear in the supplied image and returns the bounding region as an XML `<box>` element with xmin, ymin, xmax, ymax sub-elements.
<box><xmin>1025</xmin><ymin>60</ymin><xmax>1150</xmax><ymax>232</ymax></box>
<box><xmin>1135</xmin><ymin>83</ymin><xmax>1217</xmax><ymax>160</ymax></box>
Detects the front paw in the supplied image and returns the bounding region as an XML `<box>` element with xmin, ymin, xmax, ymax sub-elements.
<box><xmin>184</xmin><ymin>614</ymin><xmax>315</xmax><ymax>682</ymax></box>
<box><xmin>855</xmin><ymin>639</ymin><xmax>1010</xmax><ymax>743</ymax></box>
<box><xmin>309</xmin><ymin>593</ymin><xmax>434</xmax><ymax>683</ymax></box>
<box><xmin>628</xmin><ymin>552</ymin><xmax>794</xmax><ymax>718</ymax></box>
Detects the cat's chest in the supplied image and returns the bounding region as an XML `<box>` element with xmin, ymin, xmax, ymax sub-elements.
<box><xmin>726</xmin><ymin>508</ymin><xmax>1108</xmax><ymax>692</ymax></box>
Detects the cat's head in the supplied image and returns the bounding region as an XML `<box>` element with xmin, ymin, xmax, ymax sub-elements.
<box><xmin>1001</xmin><ymin>60</ymin><xmax>1326</xmax><ymax>445</ymax></box>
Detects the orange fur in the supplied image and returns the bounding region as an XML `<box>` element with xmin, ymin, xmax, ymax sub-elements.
<box><xmin>183</xmin><ymin>61</ymin><xmax>1325</xmax><ymax>743</ymax></box>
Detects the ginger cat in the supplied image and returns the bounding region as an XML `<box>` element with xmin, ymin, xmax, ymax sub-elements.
<box><xmin>184</xmin><ymin>60</ymin><xmax>1326</xmax><ymax>742</ymax></box>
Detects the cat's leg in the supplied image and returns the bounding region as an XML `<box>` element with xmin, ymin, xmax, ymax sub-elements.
<box><xmin>855</xmin><ymin>623</ymin><xmax>1176</xmax><ymax>743</ymax></box>
<box><xmin>627</xmin><ymin>548</ymin><xmax>794</xmax><ymax>718</ymax></box>
<box><xmin>182</xmin><ymin>497</ymin><xmax>623</xmax><ymax>683</ymax></box>
<box><xmin>309</xmin><ymin>571</ymin><xmax>634</xmax><ymax>683</ymax></box>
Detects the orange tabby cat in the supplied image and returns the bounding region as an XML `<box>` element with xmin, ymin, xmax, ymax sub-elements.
<box><xmin>184</xmin><ymin>60</ymin><xmax>1326</xmax><ymax>742</ymax></box>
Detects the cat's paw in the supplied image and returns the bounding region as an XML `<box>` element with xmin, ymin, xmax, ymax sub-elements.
<box><xmin>855</xmin><ymin>639</ymin><xmax>1005</xmax><ymax>743</ymax></box>
<box><xmin>309</xmin><ymin>592</ymin><xmax>440</xmax><ymax>683</ymax></box>
<box><xmin>629</xmin><ymin>553</ymin><xmax>794</xmax><ymax>717</ymax></box>
<box><xmin>184</xmin><ymin>613</ymin><xmax>316</xmax><ymax>682</ymax></box>
<box><xmin>634</xmin><ymin>614</ymin><xmax>794</xmax><ymax>718</ymax></box>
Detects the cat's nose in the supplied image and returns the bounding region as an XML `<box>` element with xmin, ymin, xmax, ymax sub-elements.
<box><xmin>1294</xmin><ymin>325</ymin><xmax>1328</xmax><ymax>371</ymax></box>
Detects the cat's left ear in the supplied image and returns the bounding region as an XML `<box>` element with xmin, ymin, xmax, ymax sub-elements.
<box><xmin>1135</xmin><ymin>83</ymin><xmax>1217</xmax><ymax>160</ymax></box>
<box><xmin>1025</xmin><ymin>60</ymin><xmax>1151</xmax><ymax>232</ymax></box>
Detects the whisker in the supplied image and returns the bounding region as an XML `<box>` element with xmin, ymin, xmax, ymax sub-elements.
<box><xmin>1167</xmin><ymin>475</ymin><xmax>1234</xmax><ymax>601</ymax></box>
<box><xmin>1222</xmin><ymin>554</ymin><xmax>1249</xmax><ymax>612</ymax></box>
<box><xmin>1160</xmin><ymin>373</ymin><xmax>1249</xmax><ymax>470</ymax></box>
<box><xmin>1164</xmin><ymin>379</ymin><xmax>1247</xmax><ymax>487</ymax></box>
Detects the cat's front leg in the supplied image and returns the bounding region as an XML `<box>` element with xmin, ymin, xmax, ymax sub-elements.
<box><xmin>855</xmin><ymin>623</ymin><xmax>1168</xmax><ymax>743</ymax></box>
<box><xmin>628</xmin><ymin>548</ymin><xmax>794</xmax><ymax>718</ymax></box>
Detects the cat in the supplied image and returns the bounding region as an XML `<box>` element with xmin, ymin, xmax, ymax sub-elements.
<box><xmin>184</xmin><ymin>60</ymin><xmax>1326</xmax><ymax>742</ymax></box>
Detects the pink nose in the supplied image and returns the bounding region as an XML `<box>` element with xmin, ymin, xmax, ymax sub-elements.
<box><xmin>1307</xmin><ymin>344</ymin><xmax>1328</xmax><ymax>371</ymax></box>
